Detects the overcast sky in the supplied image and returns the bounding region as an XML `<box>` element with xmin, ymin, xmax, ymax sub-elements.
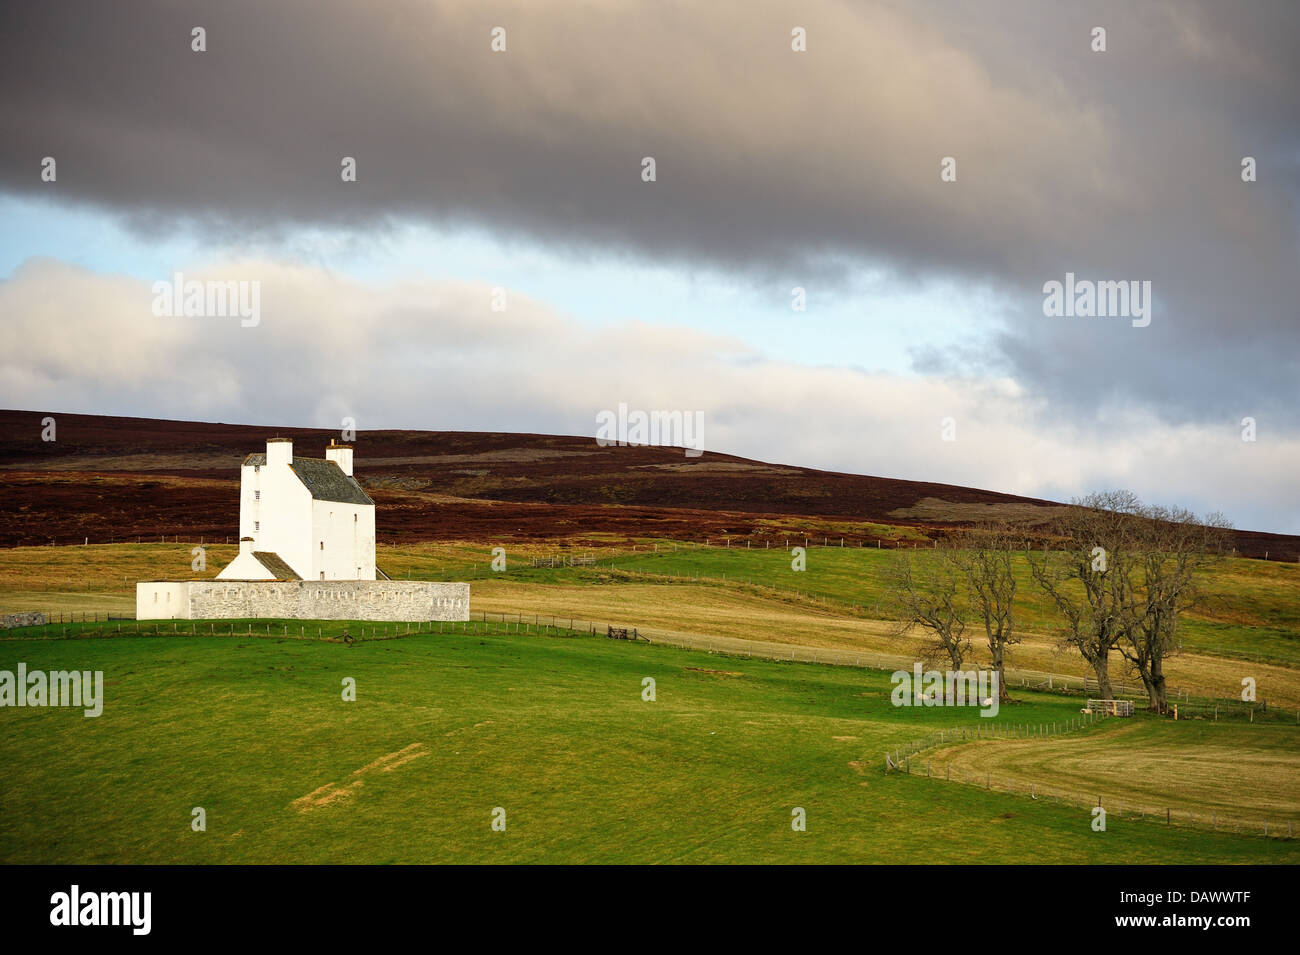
<box><xmin>1</xmin><ymin>1</ymin><xmax>1297</xmax><ymax>531</ymax></box>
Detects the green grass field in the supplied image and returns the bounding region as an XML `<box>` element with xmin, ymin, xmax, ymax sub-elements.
<box><xmin>5</xmin><ymin>540</ymin><xmax>1298</xmax><ymax>668</ymax></box>
<box><xmin>2</xmin><ymin>624</ymin><xmax>1296</xmax><ymax>864</ymax></box>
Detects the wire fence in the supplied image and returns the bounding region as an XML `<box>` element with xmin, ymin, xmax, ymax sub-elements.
<box><xmin>7</xmin><ymin>536</ymin><xmax>1300</xmax><ymax>676</ymax></box>
<box><xmin>885</xmin><ymin>710</ymin><xmax>1105</xmax><ymax>772</ymax></box>
<box><xmin>486</xmin><ymin>557</ymin><xmax>1300</xmax><ymax>672</ymax></box>
<box><xmin>884</xmin><ymin>713</ymin><xmax>1297</xmax><ymax>840</ymax></box>
<box><xmin>901</xmin><ymin>756</ymin><xmax>1297</xmax><ymax>842</ymax></box>
<box><xmin>7</xmin><ymin>609</ymin><xmax>1297</xmax><ymax>839</ymax></box>
<box><xmin>0</xmin><ymin>615</ymin><xmax>590</xmax><ymax>644</ymax></box>
<box><xmin>475</xmin><ymin>611</ymin><xmax>1295</xmax><ymax>720</ymax></box>
<box><xmin>5</xmin><ymin>607</ymin><xmax>1297</xmax><ymax>721</ymax></box>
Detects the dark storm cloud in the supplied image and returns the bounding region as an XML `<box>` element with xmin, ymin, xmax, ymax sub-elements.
<box><xmin>2</xmin><ymin>0</ymin><xmax>1297</xmax><ymax>421</ymax></box>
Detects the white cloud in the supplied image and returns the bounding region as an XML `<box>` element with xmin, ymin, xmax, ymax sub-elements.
<box><xmin>2</xmin><ymin>256</ymin><xmax>1296</xmax><ymax>532</ymax></box>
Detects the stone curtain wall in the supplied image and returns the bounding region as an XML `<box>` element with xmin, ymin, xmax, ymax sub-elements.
<box><xmin>1</xmin><ymin>612</ymin><xmax>47</xmax><ymax>629</ymax></box>
<box><xmin>138</xmin><ymin>581</ymin><xmax>469</xmax><ymax>621</ymax></box>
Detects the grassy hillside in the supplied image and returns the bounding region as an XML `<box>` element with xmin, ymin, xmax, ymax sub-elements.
<box><xmin>0</xmin><ymin>408</ymin><xmax>1071</xmax><ymax>550</ymax></box>
<box><xmin>1</xmin><ymin>626</ymin><xmax>1296</xmax><ymax>864</ymax></box>
<box><xmin>4</xmin><ymin>409</ymin><xmax>1297</xmax><ymax>560</ymax></box>
<box><xmin>925</xmin><ymin>720</ymin><xmax>1300</xmax><ymax>827</ymax></box>
<box><xmin>4</xmin><ymin>541</ymin><xmax>1299</xmax><ymax>705</ymax></box>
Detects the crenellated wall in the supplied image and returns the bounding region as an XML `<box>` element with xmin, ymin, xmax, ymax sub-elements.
<box><xmin>136</xmin><ymin>580</ymin><xmax>469</xmax><ymax>622</ymax></box>
<box><xmin>1</xmin><ymin>612</ymin><xmax>47</xmax><ymax>629</ymax></box>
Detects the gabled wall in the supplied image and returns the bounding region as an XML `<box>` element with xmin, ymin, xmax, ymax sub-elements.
<box><xmin>310</xmin><ymin>500</ymin><xmax>376</xmax><ymax>580</ymax></box>
<box><xmin>238</xmin><ymin>454</ymin><xmax>313</xmax><ymax>579</ymax></box>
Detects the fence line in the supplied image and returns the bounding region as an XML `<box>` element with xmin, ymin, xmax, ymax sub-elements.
<box><xmin>884</xmin><ymin>710</ymin><xmax>1104</xmax><ymax>772</ymax></box>
<box><xmin>7</xmin><ymin>538</ymin><xmax>1299</xmax><ymax>671</ymax></box>
<box><xmin>896</xmin><ymin>753</ymin><xmax>1296</xmax><ymax>842</ymax></box>
<box><xmin>7</xmin><ymin>615</ymin><xmax>1295</xmax><ymax>840</ymax></box>
<box><xmin>479</xmin><ymin>559</ymin><xmax>1300</xmax><ymax>672</ymax></box>
<box><xmin>4</xmin><ymin>607</ymin><xmax>1295</xmax><ymax>720</ymax></box>
<box><xmin>7</xmin><ymin>604</ymin><xmax>1296</xmax><ymax>840</ymax></box>
<box><xmin>883</xmin><ymin>713</ymin><xmax>1295</xmax><ymax>840</ymax></box>
<box><xmin>8</xmin><ymin>532</ymin><xmax>1299</xmax><ymax>563</ymax></box>
<box><xmin>0</xmin><ymin>615</ymin><xmax>594</xmax><ymax>644</ymax></box>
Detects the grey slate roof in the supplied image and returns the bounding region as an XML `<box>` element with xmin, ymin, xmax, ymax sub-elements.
<box><xmin>288</xmin><ymin>457</ymin><xmax>374</xmax><ymax>506</ymax></box>
<box><xmin>252</xmin><ymin>551</ymin><xmax>301</xmax><ymax>580</ymax></box>
<box><xmin>241</xmin><ymin>452</ymin><xmax>373</xmax><ymax>506</ymax></box>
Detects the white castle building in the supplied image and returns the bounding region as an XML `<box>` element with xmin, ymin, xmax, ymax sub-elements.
<box><xmin>217</xmin><ymin>437</ymin><xmax>376</xmax><ymax>582</ymax></box>
<box><xmin>136</xmin><ymin>437</ymin><xmax>469</xmax><ymax>622</ymax></box>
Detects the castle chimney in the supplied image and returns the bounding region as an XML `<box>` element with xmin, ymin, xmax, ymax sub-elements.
<box><xmin>326</xmin><ymin>440</ymin><xmax>354</xmax><ymax>476</ymax></box>
<box><xmin>266</xmin><ymin>437</ymin><xmax>293</xmax><ymax>467</ymax></box>
<box><xmin>239</xmin><ymin>536</ymin><xmax>254</xmax><ymax>556</ymax></box>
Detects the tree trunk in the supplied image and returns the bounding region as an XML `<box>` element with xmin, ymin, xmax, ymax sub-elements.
<box><xmin>1091</xmin><ymin>652</ymin><xmax>1113</xmax><ymax>700</ymax></box>
<box><xmin>1147</xmin><ymin>656</ymin><xmax>1168</xmax><ymax>714</ymax></box>
<box><xmin>991</xmin><ymin>647</ymin><xmax>1010</xmax><ymax>702</ymax></box>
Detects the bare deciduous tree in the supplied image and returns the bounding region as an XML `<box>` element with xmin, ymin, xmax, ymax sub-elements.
<box><xmin>1030</xmin><ymin>490</ymin><xmax>1231</xmax><ymax>712</ymax></box>
<box><xmin>1029</xmin><ymin>490</ymin><xmax>1142</xmax><ymax>700</ymax></box>
<box><xmin>884</xmin><ymin>548</ymin><xmax>970</xmax><ymax>671</ymax></box>
<box><xmin>1118</xmin><ymin>505</ymin><xmax>1232</xmax><ymax>713</ymax></box>
<box><xmin>953</xmin><ymin>526</ymin><xmax>1019</xmax><ymax>703</ymax></box>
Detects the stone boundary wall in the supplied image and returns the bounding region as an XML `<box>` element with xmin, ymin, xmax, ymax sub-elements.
<box><xmin>1</xmin><ymin>612</ymin><xmax>47</xmax><ymax>629</ymax></box>
<box><xmin>137</xmin><ymin>580</ymin><xmax>469</xmax><ymax>622</ymax></box>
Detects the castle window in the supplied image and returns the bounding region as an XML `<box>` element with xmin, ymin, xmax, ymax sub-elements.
<box><xmin>153</xmin><ymin>592</ymin><xmax>158</xmax><ymax>603</ymax></box>
<box><xmin>320</xmin><ymin>541</ymin><xmax>324</xmax><ymax>550</ymax></box>
<box><xmin>320</xmin><ymin>572</ymin><xmax>325</xmax><ymax>580</ymax></box>
<box><xmin>255</xmin><ymin>521</ymin><xmax>260</xmax><ymax>532</ymax></box>
<box><xmin>255</xmin><ymin>490</ymin><xmax>260</xmax><ymax>500</ymax></box>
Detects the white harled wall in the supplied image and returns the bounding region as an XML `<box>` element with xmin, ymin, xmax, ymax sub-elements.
<box><xmin>240</xmin><ymin>449</ymin><xmax>313</xmax><ymax>579</ymax></box>
<box><xmin>222</xmin><ymin>438</ymin><xmax>378</xmax><ymax>581</ymax></box>
<box><xmin>310</xmin><ymin>501</ymin><xmax>376</xmax><ymax>580</ymax></box>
